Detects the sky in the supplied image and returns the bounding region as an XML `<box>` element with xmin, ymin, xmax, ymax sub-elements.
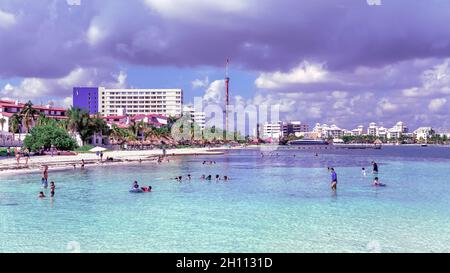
<box><xmin>1</xmin><ymin>0</ymin><xmax>450</xmax><ymax>131</ymax></box>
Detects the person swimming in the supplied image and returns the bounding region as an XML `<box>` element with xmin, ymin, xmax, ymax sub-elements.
<box><xmin>38</xmin><ymin>191</ymin><xmax>46</xmax><ymax>198</ymax></box>
<box><xmin>200</xmin><ymin>175</ymin><xmax>205</xmax><ymax>180</ymax></box>
<box><xmin>372</xmin><ymin>177</ymin><xmax>385</xmax><ymax>187</ymax></box>
<box><xmin>215</xmin><ymin>174</ymin><xmax>220</xmax><ymax>181</ymax></box>
<box><xmin>141</xmin><ymin>186</ymin><xmax>152</xmax><ymax>192</ymax></box>
<box><xmin>206</xmin><ymin>175</ymin><xmax>212</xmax><ymax>181</ymax></box>
<box><xmin>330</xmin><ymin>168</ymin><xmax>337</xmax><ymax>191</ymax></box>
<box><xmin>223</xmin><ymin>175</ymin><xmax>229</xmax><ymax>181</ymax></box>
<box><xmin>132</xmin><ymin>181</ymin><xmax>139</xmax><ymax>189</ymax></box>
<box><xmin>187</xmin><ymin>174</ymin><xmax>191</xmax><ymax>180</ymax></box>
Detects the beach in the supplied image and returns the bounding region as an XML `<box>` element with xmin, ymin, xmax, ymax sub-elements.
<box><xmin>0</xmin><ymin>147</ymin><xmax>226</xmax><ymax>175</ymax></box>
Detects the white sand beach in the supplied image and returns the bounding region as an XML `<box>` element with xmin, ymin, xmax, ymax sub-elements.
<box><xmin>0</xmin><ymin>147</ymin><xmax>228</xmax><ymax>176</ymax></box>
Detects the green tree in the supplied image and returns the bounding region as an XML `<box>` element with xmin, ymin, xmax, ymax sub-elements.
<box><xmin>19</xmin><ymin>101</ymin><xmax>39</xmax><ymax>133</ymax></box>
<box><xmin>0</xmin><ymin>117</ymin><xmax>6</xmax><ymax>132</ymax></box>
<box><xmin>23</xmin><ymin>125</ymin><xmax>78</xmax><ymax>152</ymax></box>
<box><xmin>9</xmin><ymin>114</ymin><xmax>22</xmax><ymax>139</ymax></box>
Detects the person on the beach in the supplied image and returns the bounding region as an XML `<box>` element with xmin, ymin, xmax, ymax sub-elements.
<box><xmin>38</xmin><ymin>191</ymin><xmax>46</xmax><ymax>198</ymax></box>
<box><xmin>100</xmin><ymin>151</ymin><xmax>104</xmax><ymax>162</ymax></box>
<box><xmin>50</xmin><ymin>181</ymin><xmax>55</xmax><ymax>197</ymax></box>
<box><xmin>6</xmin><ymin>147</ymin><xmax>11</xmax><ymax>157</ymax></box>
<box><xmin>14</xmin><ymin>147</ymin><xmax>20</xmax><ymax>165</ymax></box>
<box><xmin>372</xmin><ymin>161</ymin><xmax>378</xmax><ymax>174</ymax></box>
<box><xmin>133</xmin><ymin>181</ymin><xmax>139</xmax><ymax>189</ymax></box>
<box><xmin>81</xmin><ymin>159</ymin><xmax>85</xmax><ymax>169</ymax></box>
<box><xmin>330</xmin><ymin>168</ymin><xmax>337</xmax><ymax>191</ymax></box>
<box><xmin>362</xmin><ymin>167</ymin><xmax>367</xmax><ymax>176</ymax></box>
<box><xmin>24</xmin><ymin>148</ymin><xmax>30</xmax><ymax>166</ymax></box>
<box><xmin>73</xmin><ymin>164</ymin><xmax>76</xmax><ymax>169</ymax></box>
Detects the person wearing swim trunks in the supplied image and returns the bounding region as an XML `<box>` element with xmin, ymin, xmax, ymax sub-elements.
<box><xmin>330</xmin><ymin>168</ymin><xmax>337</xmax><ymax>191</ymax></box>
<box><xmin>50</xmin><ymin>181</ymin><xmax>55</xmax><ymax>197</ymax></box>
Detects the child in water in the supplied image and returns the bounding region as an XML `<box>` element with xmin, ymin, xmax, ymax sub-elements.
<box><xmin>362</xmin><ymin>167</ymin><xmax>367</xmax><ymax>176</ymax></box>
<box><xmin>373</xmin><ymin>177</ymin><xmax>383</xmax><ymax>186</ymax></box>
<box><xmin>38</xmin><ymin>192</ymin><xmax>46</xmax><ymax>198</ymax></box>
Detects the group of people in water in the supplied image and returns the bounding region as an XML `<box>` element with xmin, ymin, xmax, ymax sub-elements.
<box><xmin>328</xmin><ymin>161</ymin><xmax>385</xmax><ymax>191</ymax></box>
<box><xmin>38</xmin><ymin>165</ymin><xmax>56</xmax><ymax>198</ymax></box>
<box><xmin>173</xmin><ymin>174</ymin><xmax>229</xmax><ymax>182</ymax></box>
<box><xmin>131</xmin><ymin>181</ymin><xmax>152</xmax><ymax>193</ymax></box>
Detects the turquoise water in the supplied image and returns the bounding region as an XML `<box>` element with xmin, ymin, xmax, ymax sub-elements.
<box><xmin>1</xmin><ymin>147</ymin><xmax>450</xmax><ymax>253</ymax></box>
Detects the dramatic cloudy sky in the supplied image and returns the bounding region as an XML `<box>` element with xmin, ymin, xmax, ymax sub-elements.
<box><xmin>1</xmin><ymin>0</ymin><xmax>450</xmax><ymax>130</ymax></box>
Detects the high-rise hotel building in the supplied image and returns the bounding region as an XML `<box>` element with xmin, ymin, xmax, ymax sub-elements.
<box><xmin>73</xmin><ymin>87</ymin><xmax>183</xmax><ymax>116</ymax></box>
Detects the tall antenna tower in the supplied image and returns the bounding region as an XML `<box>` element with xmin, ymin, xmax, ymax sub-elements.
<box><xmin>225</xmin><ymin>58</ymin><xmax>230</xmax><ymax>139</ymax></box>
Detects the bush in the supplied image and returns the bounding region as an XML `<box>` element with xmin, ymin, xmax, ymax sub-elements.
<box><xmin>23</xmin><ymin>125</ymin><xmax>79</xmax><ymax>152</ymax></box>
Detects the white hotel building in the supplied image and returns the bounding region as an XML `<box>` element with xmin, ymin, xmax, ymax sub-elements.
<box><xmin>73</xmin><ymin>87</ymin><xmax>183</xmax><ymax>116</ymax></box>
<box><xmin>99</xmin><ymin>87</ymin><xmax>183</xmax><ymax>116</ymax></box>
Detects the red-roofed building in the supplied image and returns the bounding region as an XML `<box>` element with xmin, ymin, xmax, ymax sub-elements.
<box><xmin>0</xmin><ymin>100</ymin><xmax>67</xmax><ymax>133</ymax></box>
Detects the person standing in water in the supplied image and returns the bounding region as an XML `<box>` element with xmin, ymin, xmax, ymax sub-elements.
<box><xmin>330</xmin><ymin>168</ymin><xmax>337</xmax><ymax>191</ymax></box>
<box><xmin>50</xmin><ymin>181</ymin><xmax>55</xmax><ymax>197</ymax></box>
<box><xmin>361</xmin><ymin>167</ymin><xmax>367</xmax><ymax>176</ymax></box>
<box><xmin>41</xmin><ymin>165</ymin><xmax>49</xmax><ymax>188</ymax></box>
<box><xmin>372</xmin><ymin>161</ymin><xmax>379</xmax><ymax>174</ymax></box>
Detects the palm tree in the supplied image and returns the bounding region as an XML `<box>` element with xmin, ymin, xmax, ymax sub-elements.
<box><xmin>9</xmin><ymin>114</ymin><xmax>21</xmax><ymax>140</ymax></box>
<box><xmin>19</xmin><ymin>101</ymin><xmax>38</xmax><ymax>133</ymax></box>
<box><xmin>0</xmin><ymin>117</ymin><xmax>6</xmax><ymax>132</ymax></box>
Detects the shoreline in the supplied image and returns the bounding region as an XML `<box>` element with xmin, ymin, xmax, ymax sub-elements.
<box><xmin>0</xmin><ymin>147</ymin><xmax>227</xmax><ymax>176</ymax></box>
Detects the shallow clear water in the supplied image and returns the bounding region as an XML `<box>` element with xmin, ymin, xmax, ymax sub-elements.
<box><xmin>1</xmin><ymin>146</ymin><xmax>450</xmax><ymax>253</ymax></box>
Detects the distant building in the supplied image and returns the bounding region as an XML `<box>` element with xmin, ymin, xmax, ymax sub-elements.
<box><xmin>73</xmin><ymin>87</ymin><xmax>183</xmax><ymax>116</ymax></box>
<box><xmin>387</xmin><ymin>121</ymin><xmax>408</xmax><ymax>139</ymax></box>
<box><xmin>313</xmin><ymin>123</ymin><xmax>344</xmax><ymax>139</ymax></box>
<box><xmin>351</xmin><ymin>125</ymin><xmax>365</xmax><ymax>136</ymax></box>
<box><xmin>282</xmin><ymin>121</ymin><xmax>309</xmax><ymax>137</ymax></box>
<box><xmin>414</xmin><ymin>127</ymin><xmax>433</xmax><ymax>140</ymax></box>
<box><xmin>262</xmin><ymin>121</ymin><xmax>283</xmax><ymax>140</ymax></box>
<box><xmin>367</xmin><ymin>122</ymin><xmax>378</xmax><ymax>136</ymax></box>
<box><xmin>377</xmin><ymin>126</ymin><xmax>388</xmax><ymax>138</ymax></box>
<box><xmin>73</xmin><ymin>87</ymin><xmax>99</xmax><ymax>114</ymax></box>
